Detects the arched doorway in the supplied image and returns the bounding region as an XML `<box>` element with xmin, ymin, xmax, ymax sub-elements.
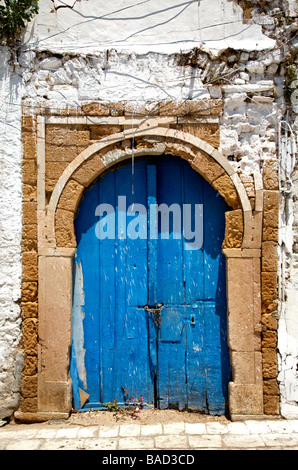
<box><xmin>70</xmin><ymin>155</ymin><xmax>232</xmax><ymax>414</ymax></box>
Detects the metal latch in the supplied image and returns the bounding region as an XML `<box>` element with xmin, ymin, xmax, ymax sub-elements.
<box><xmin>143</xmin><ymin>304</ymin><xmax>163</xmax><ymax>328</ymax></box>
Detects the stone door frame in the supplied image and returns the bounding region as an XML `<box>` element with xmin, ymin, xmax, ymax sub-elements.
<box><xmin>16</xmin><ymin>108</ymin><xmax>279</xmax><ymax>422</ymax></box>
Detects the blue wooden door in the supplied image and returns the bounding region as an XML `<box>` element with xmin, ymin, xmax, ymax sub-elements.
<box><xmin>71</xmin><ymin>155</ymin><xmax>231</xmax><ymax>414</ymax></box>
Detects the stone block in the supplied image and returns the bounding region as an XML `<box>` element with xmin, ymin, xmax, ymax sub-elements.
<box><xmin>23</xmin><ymin>224</ymin><xmax>37</xmax><ymax>240</ymax></box>
<box><xmin>231</xmin><ymin>352</ymin><xmax>262</xmax><ymax>385</ymax></box>
<box><xmin>81</xmin><ymin>102</ymin><xmax>110</xmax><ymax>116</ymax></box>
<box><xmin>22</xmin><ymin>132</ymin><xmax>37</xmax><ymax>160</ymax></box>
<box><xmin>58</xmin><ymin>179</ymin><xmax>85</xmax><ymax>213</ymax></box>
<box><xmin>261</xmin><ymin>313</ymin><xmax>278</xmax><ymax>331</ymax></box>
<box><xmin>262</xmin><ymin>226</ymin><xmax>278</xmax><ymax>242</ymax></box>
<box><xmin>22</xmin><ymin>160</ymin><xmax>37</xmax><ymax>185</ymax></box>
<box><xmin>192</xmin><ymin>150</ymin><xmax>225</xmax><ymax>184</ymax></box>
<box><xmin>55</xmin><ymin>209</ymin><xmax>76</xmax><ymax>248</ymax></box>
<box><xmin>226</xmin><ymin>257</ymin><xmax>260</xmax><ymax>352</ymax></box>
<box><xmin>46</xmin><ymin>144</ymin><xmax>87</xmax><ymax>163</ymax></box>
<box><xmin>20</xmin><ymin>397</ymin><xmax>38</xmax><ymax>413</ymax></box>
<box><xmin>22</xmin><ymin>238</ymin><xmax>38</xmax><ymax>253</ymax></box>
<box><xmin>72</xmin><ymin>152</ymin><xmax>105</xmax><ymax>187</ymax></box>
<box><xmin>229</xmin><ymin>383</ymin><xmax>264</xmax><ymax>415</ymax></box>
<box><xmin>212</xmin><ymin>174</ymin><xmax>241</xmax><ymax>209</ymax></box>
<box><xmin>21</xmin><ymin>374</ymin><xmax>38</xmax><ymax>398</ymax></box>
<box><xmin>22</xmin><ymin>355</ymin><xmax>38</xmax><ymax>376</ymax></box>
<box><xmin>262</xmin><ymin>348</ymin><xmax>278</xmax><ymax>379</ymax></box>
<box><xmin>22</xmin><ymin>252</ymin><xmax>38</xmax><ymax>282</ymax></box>
<box><xmin>23</xmin><ymin>184</ymin><xmax>37</xmax><ymax>203</ymax></box>
<box><xmin>262</xmin><ymin>331</ymin><xmax>277</xmax><ymax>348</ymax></box>
<box><xmin>45</xmin><ymin>125</ymin><xmax>90</xmax><ymax>147</ymax></box>
<box><xmin>263</xmin><ymin>395</ymin><xmax>280</xmax><ymax>415</ymax></box>
<box><xmin>263</xmin><ymin>160</ymin><xmax>278</xmax><ymax>190</ymax></box>
<box><xmin>181</xmin><ymin>123</ymin><xmax>220</xmax><ymax>148</ymax></box>
<box><xmin>23</xmin><ymin>202</ymin><xmax>37</xmax><ymax>225</ymax></box>
<box><xmin>262</xmin><ymin>241</ymin><xmax>278</xmax><ymax>272</ymax></box>
<box><xmin>46</xmin><ymin>161</ymin><xmax>69</xmax><ymax>182</ymax></box>
<box><xmin>263</xmin><ymin>190</ymin><xmax>279</xmax><ymax>228</ymax></box>
<box><xmin>159</xmin><ymin>100</ymin><xmax>187</xmax><ymax>116</ymax></box>
<box><xmin>21</xmin><ymin>302</ymin><xmax>38</xmax><ymax>319</ymax></box>
<box><xmin>222</xmin><ymin>209</ymin><xmax>243</xmax><ymax>248</ymax></box>
<box><xmin>166</xmin><ymin>141</ymin><xmax>197</xmax><ymax>163</ymax></box>
<box><xmin>263</xmin><ymin>378</ymin><xmax>279</xmax><ymax>396</ymax></box>
<box><xmin>38</xmin><ymin>380</ymin><xmax>72</xmax><ymax>413</ymax></box>
<box><xmin>22</xmin><ymin>282</ymin><xmax>38</xmax><ymax>302</ymax></box>
<box><xmin>261</xmin><ymin>272</ymin><xmax>277</xmax><ymax>303</ymax></box>
<box><xmin>22</xmin><ymin>318</ymin><xmax>38</xmax><ymax>355</ymax></box>
<box><xmin>22</xmin><ymin>115</ymin><xmax>35</xmax><ymax>133</ymax></box>
<box><xmin>38</xmin><ymin>256</ymin><xmax>72</xmax><ymax>383</ymax></box>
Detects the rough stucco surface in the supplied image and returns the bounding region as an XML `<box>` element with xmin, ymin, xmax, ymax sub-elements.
<box><xmin>0</xmin><ymin>48</ymin><xmax>23</xmax><ymax>419</ymax></box>
<box><xmin>0</xmin><ymin>0</ymin><xmax>297</xmax><ymax>419</ymax></box>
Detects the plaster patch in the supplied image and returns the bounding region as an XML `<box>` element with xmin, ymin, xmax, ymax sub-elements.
<box><xmin>72</xmin><ymin>260</ymin><xmax>87</xmax><ymax>389</ymax></box>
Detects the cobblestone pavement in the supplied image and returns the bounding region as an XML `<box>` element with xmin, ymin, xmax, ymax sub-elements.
<box><xmin>0</xmin><ymin>419</ymin><xmax>298</xmax><ymax>451</ymax></box>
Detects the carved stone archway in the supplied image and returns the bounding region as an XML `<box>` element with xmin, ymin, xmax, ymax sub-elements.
<box><xmin>18</xmin><ymin>113</ymin><xmax>271</xmax><ymax>422</ymax></box>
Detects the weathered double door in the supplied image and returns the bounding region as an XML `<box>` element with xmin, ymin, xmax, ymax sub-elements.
<box><xmin>71</xmin><ymin>155</ymin><xmax>231</xmax><ymax>414</ymax></box>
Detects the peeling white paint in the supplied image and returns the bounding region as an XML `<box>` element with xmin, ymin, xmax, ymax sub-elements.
<box><xmin>25</xmin><ymin>0</ymin><xmax>275</xmax><ymax>56</ymax></box>
<box><xmin>72</xmin><ymin>260</ymin><xmax>87</xmax><ymax>390</ymax></box>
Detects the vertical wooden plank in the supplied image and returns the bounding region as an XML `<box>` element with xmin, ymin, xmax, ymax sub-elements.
<box><xmin>156</xmin><ymin>157</ymin><xmax>184</xmax><ymax>306</ymax></box>
<box><xmin>185</xmin><ymin>303</ymin><xmax>208</xmax><ymax>412</ymax></box>
<box><xmin>114</xmin><ymin>162</ymin><xmax>152</xmax><ymax>404</ymax></box>
<box><xmin>156</xmin><ymin>157</ymin><xmax>187</xmax><ymax>410</ymax></box>
<box><xmin>202</xmin><ymin>180</ymin><xmax>228</xmax><ymax>301</ymax></box>
<box><xmin>99</xmin><ymin>171</ymin><xmax>117</xmax><ymax>405</ymax></box>
<box><xmin>147</xmin><ymin>164</ymin><xmax>158</xmax><ymax>306</ymax></box>
<box><xmin>74</xmin><ymin>182</ymin><xmax>100</xmax><ymax>405</ymax></box>
<box><xmin>201</xmin><ymin>180</ymin><xmax>231</xmax><ymax>414</ymax></box>
<box><xmin>182</xmin><ymin>163</ymin><xmax>204</xmax><ymax>303</ymax></box>
<box><xmin>205</xmin><ymin>302</ymin><xmax>230</xmax><ymax>415</ymax></box>
<box><xmin>182</xmin><ymin>163</ymin><xmax>207</xmax><ymax>411</ymax></box>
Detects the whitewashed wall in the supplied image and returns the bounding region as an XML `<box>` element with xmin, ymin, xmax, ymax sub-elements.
<box><xmin>0</xmin><ymin>48</ymin><xmax>24</xmax><ymax>419</ymax></box>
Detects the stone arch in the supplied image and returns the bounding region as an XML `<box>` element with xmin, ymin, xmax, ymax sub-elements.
<box><xmin>49</xmin><ymin>125</ymin><xmax>254</xmax><ymax>251</ymax></box>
